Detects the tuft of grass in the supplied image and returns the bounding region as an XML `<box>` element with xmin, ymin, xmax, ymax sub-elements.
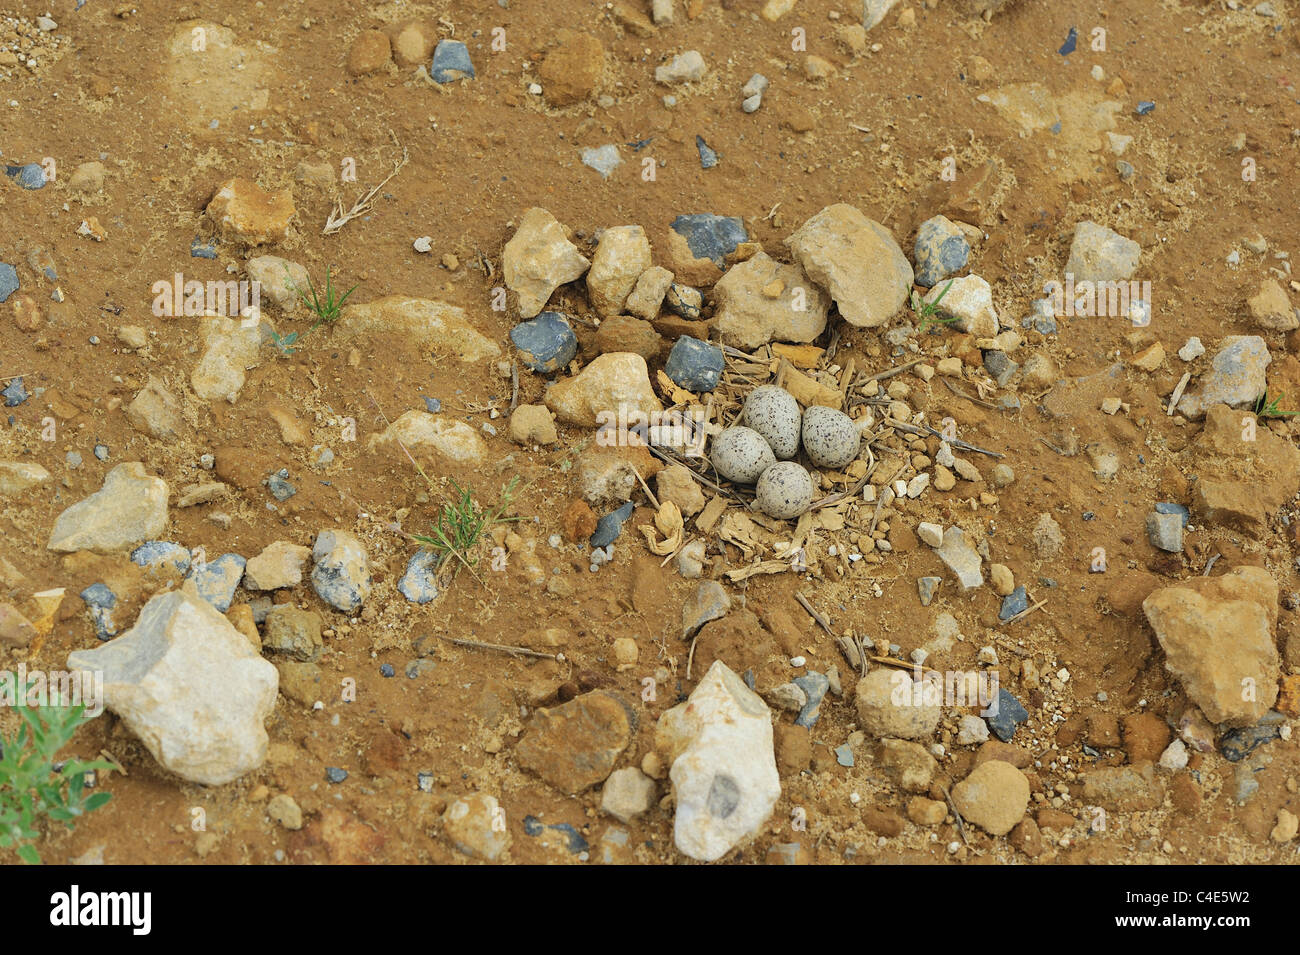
<box><xmin>412</xmin><ymin>476</ymin><xmax>523</xmax><ymax>583</ymax></box>
<box><xmin>1255</xmin><ymin>389</ymin><xmax>1298</xmax><ymax>419</ymax></box>
<box><xmin>0</xmin><ymin>682</ymin><xmax>113</xmax><ymax>864</ymax></box>
<box><xmin>911</xmin><ymin>278</ymin><xmax>958</xmax><ymax>334</ymax></box>
<box><xmin>271</xmin><ymin>265</ymin><xmax>360</xmax><ymax>356</ymax></box>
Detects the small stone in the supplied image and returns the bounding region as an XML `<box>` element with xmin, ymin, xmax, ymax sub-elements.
<box><xmin>985</xmin><ymin>688</ymin><xmax>1029</xmax><ymax>742</ymax></box>
<box><xmin>4</xmin><ymin>163</ymin><xmax>47</xmax><ymax>190</ymax></box>
<box><xmin>516</xmin><ymin>690</ymin><xmax>634</xmax><ymax>794</ymax></box>
<box><xmin>855</xmin><ymin>669</ymin><xmax>940</xmax><ymax>741</ymax></box>
<box><xmin>913</xmin><ymin>215</ymin><xmax>971</xmax><ymax>287</ymax></box>
<box><xmin>950</xmin><ymin>760</ymin><xmax>1030</xmax><ymax>836</ymax></box>
<box><xmin>917</xmin><ymin>577</ymin><xmax>941</xmax><ymax>606</ymax></box>
<box><xmin>600</xmin><ymin>768</ymin><xmax>657</xmax><ymax>823</ymax></box>
<box><xmin>48</xmin><ymin>463</ymin><xmax>169</xmax><ymax>553</ymax></box>
<box><xmin>625</xmin><ymin>266</ymin><xmax>674</xmax><ymax>320</ymax></box>
<box><xmin>581</xmin><ymin>144</ymin><xmax>622</xmax><ymax>179</ymax></box>
<box><xmin>957</xmin><ymin>714</ymin><xmax>990</xmax><ymax>745</ymax></box>
<box><xmin>1145</xmin><ymin>511</ymin><xmax>1183</xmax><ymax>552</ymax></box>
<box><xmin>244</xmin><ymin>541</ymin><xmax>311</xmax><ymax>590</ymax></box>
<box><xmin>346</xmin><ymin>29</ymin><xmax>391</xmax><ymax>75</ymax></box>
<box><xmin>267</xmin><ymin>794</ymin><xmax>303</xmax><ymax>830</ymax></box>
<box><xmin>1158</xmin><ymin>739</ymin><xmax>1189</xmax><ymax>771</ymax></box>
<box><xmin>186</xmin><ymin>554</ymin><xmax>246</xmax><ymax>613</ymax></box>
<box><xmin>590</xmin><ymin>501</ymin><xmax>635</xmax><ymax>549</ymax></box>
<box><xmin>682</xmin><ymin>580</ymin><xmax>730</xmax><ymax>639</ymax></box>
<box><xmin>509</xmin><ymin>404</ymin><xmax>558</xmax><ymax>445</ymax></box>
<box><xmin>665</xmin><ymin>336</ymin><xmax>724</xmax><ymax>393</ymax></box>
<box><xmin>1178</xmin><ymin>337</ymin><xmax>1205</xmax><ymax>361</ymax></box>
<box><xmin>263</xmin><ymin>605</ymin><xmax>324</xmax><ymax>662</ymax></box>
<box><xmin>1247</xmin><ymin>279</ymin><xmax>1298</xmax><ymax>331</ymax></box>
<box><xmin>545</xmin><ymin>352</ymin><xmax>661</xmax><ymax>428</ymax></box>
<box><xmin>510</xmin><ymin>311</ymin><xmax>578</xmax><ymax>374</ymax></box>
<box><xmin>936</xmin><ymin>526</ymin><xmax>983</xmax><ymax>590</ymax></box>
<box><xmin>655</xmin><ymin>50</ymin><xmax>706</xmax><ymax>84</ymax></box>
<box><xmin>998</xmin><ymin>586</ymin><xmax>1028</xmax><ymax>621</ymax></box>
<box><xmin>311</xmin><ymin>529</ymin><xmax>373</xmax><ymax>612</ymax></box>
<box><xmin>923</xmin><ymin>274</ymin><xmax>999</xmax><ymax>338</ymax></box>
<box><xmin>502</xmin><ymin>208</ymin><xmax>591</xmax><ymax>319</ymax></box>
<box><xmin>205</xmin><ymin>179</ymin><xmax>295</xmax><ymax>246</ymax></box>
<box><xmin>430</xmin><ymin>39</ymin><xmax>474</xmax><ymax>82</ymax></box>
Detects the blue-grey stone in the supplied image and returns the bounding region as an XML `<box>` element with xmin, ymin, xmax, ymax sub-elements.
<box><xmin>1221</xmin><ymin>711</ymin><xmax>1285</xmax><ymax>762</ymax></box>
<box><xmin>325</xmin><ymin>767</ymin><xmax>348</xmax><ymax>784</ymax></box>
<box><xmin>423</xmin><ymin>396</ymin><xmax>441</xmax><ymax>413</ymax></box>
<box><xmin>695</xmin><ymin>135</ymin><xmax>718</xmax><ymax>169</ymax></box>
<box><xmin>130</xmin><ymin>541</ymin><xmax>192</xmax><ymax>575</ymax></box>
<box><xmin>1058</xmin><ymin>25</ymin><xmax>1077</xmax><ymax>55</ymax></box>
<box><xmin>985</xmin><ymin>688</ymin><xmax>1029</xmax><ymax>742</ymax></box>
<box><xmin>0</xmin><ymin>263</ymin><xmax>18</xmax><ymax>303</ymax></box>
<box><xmin>5</xmin><ymin>163</ymin><xmax>46</xmax><ymax>189</ymax></box>
<box><xmin>417</xmin><ymin>771</ymin><xmax>436</xmax><ymax>792</ymax></box>
<box><xmin>664</xmin><ymin>283</ymin><xmax>702</xmax><ymax>319</ymax></box>
<box><xmin>665</xmin><ymin>335</ymin><xmax>724</xmax><ymax>392</ymax></box>
<box><xmin>187</xmin><ymin>553</ymin><xmax>246</xmax><ymax>612</ymax></box>
<box><xmin>405</xmin><ymin>658</ymin><xmax>436</xmax><ymax>679</ymax></box>
<box><xmin>523</xmin><ymin>815</ymin><xmax>544</xmax><ymax>836</ymax></box>
<box><xmin>590</xmin><ymin>501</ymin><xmax>634</xmax><ymax>548</ymax></box>
<box><xmin>398</xmin><ymin>550</ymin><xmax>441</xmax><ymax>604</ymax></box>
<box><xmin>27</xmin><ymin>247</ymin><xmax>58</xmax><ymax>282</ymax></box>
<box><xmin>2</xmin><ymin>378</ymin><xmax>28</xmax><ymax>406</ymax></box>
<box><xmin>1154</xmin><ymin>501</ymin><xmax>1190</xmax><ymax>527</ymax></box>
<box><xmin>1145</xmin><ymin>511</ymin><xmax>1183</xmax><ymax>552</ymax></box>
<box><xmin>793</xmin><ymin>671</ymin><xmax>830</xmax><ymax>728</ymax></box>
<box><xmin>267</xmin><ymin>469</ymin><xmax>296</xmax><ymax>501</ymax></box>
<box><xmin>999</xmin><ymin>586</ymin><xmax>1029</xmax><ymax>621</ymax></box>
<box><xmin>311</xmin><ymin>530</ymin><xmax>372</xmax><ymax>613</ymax></box>
<box><xmin>581</xmin><ymin>144</ymin><xmax>622</xmax><ymax>179</ymax></box>
<box><xmin>983</xmin><ymin>350</ymin><xmax>1019</xmax><ymax>387</ymax></box>
<box><xmin>917</xmin><ymin>576</ymin><xmax>941</xmax><ymax>606</ymax></box>
<box><xmin>190</xmin><ymin>236</ymin><xmax>218</xmax><ymax>259</ymax></box>
<box><xmin>93</xmin><ymin>444</ymin><xmax>109</xmax><ymax>461</ymax></box>
<box><xmin>1136</xmin><ymin>101</ymin><xmax>1155</xmax><ymax>115</ymax></box>
<box><xmin>380</xmin><ymin>663</ymin><xmax>395</xmax><ymax>678</ymax></box>
<box><xmin>669</xmin><ymin>214</ymin><xmax>748</xmax><ymax>267</ymax></box>
<box><xmin>546</xmin><ymin>822</ymin><xmax>588</xmax><ymax>854</ymax></box>
<box><xmin>248</xmin><ymin>595</ymin><xmax>274</xmax><ymax>624</ymax></box>
<box><xmin>1021</xmin><ymin>298</ymin><xmax>1058</xmax><ymax>335</ymax></box>
<box><xmin>510</xmin><ymin>311</ymin><xmax>577</xmax><ymax>374</ymax></box>
<box><xmin>79</xmin><ymin>583</ymin><xmax>118</xmax><ymax>642</ymax></box>
<box><xmin>834</xmin><ymin>743</ymin><xmax>855</xmax><ymax>767</ymax></box>
<box><xmin>997</xmin><ymin>394</ymin><xmax>1022</xmax><ymax>412</ymax></box>
<box><xmin>66</xmin><ymin>451</ymin><xmax>83</xmax><ymax>469</ymax></box>
<box><xmin>913</xmin><ymin>216</ymin><xmax>971</xmax><ymax>287</ymax></box>
<box><xmin>431</xmin><ymin>40</ymin><xmax>474</xmax><ymax>82</ymax></box>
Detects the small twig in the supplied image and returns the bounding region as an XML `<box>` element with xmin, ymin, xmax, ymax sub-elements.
<box><xmin>324</xmin><ymin>144</ymin><xmax>409</xmax><ymax>235</ymax></box>
<box><xmin>865</xmin><ymin>358</ymin><xmax>922</xmax><ymax>382</ymax></box>
<box><xmin>795</xmin><ymin>591</ymin><xmax>834</xmax><ymax>637</ymax></box>
<box><xmin>941</xmin><ymin>377</ymin><xmax>998</xmax><ymax>409</ymax></box>
<box><xmin>645</xmin><ymin>445</ymin><xmax>743</xmax><ymax>501</ymax></box>
<box><xmin>1035</xmin><ymin>437</ymin><xmax>1073</xmax><ymax>457</ymax></box>
<box><xmin>1203</xmin><ymin>553</ymin><xmax>1220</xmax><ymax>576</ymax></box>
<box><xmin>686</xmin><ymin>633</ymin><xmax>700</xmax><ymax>681</ymax></box>
<box><xmin>1003</xmin><ymin>598</ymin><xmax>1046</xmax><ymax>627</ymax></box>
<box><xmin>510</xmin><ymin>361</ymin><xmax>519</xmax><ymax>412</ymax></box>
<box><xmin>439</xmin><ymin>634</ymin><xmax>564</xmax><ymax>662</ymax></box>
<box><xmin>1167</xmin><ymin>372</ymin><xmax>1191</xmax><ymax>417</ymax></box>
<box><xmin>942</xmin><ymin>785</ymin><xmax>970</xmax><ymax>847</ymax></box>
<box><xmin>634</xmin><ymin>469</ymin><xmax>661</xmax><ymax>510</ymax></box>
<box><xmin>886</xmin><ymin>418</ymin><xmax>1004</xmax><ymax>458</ymax></box>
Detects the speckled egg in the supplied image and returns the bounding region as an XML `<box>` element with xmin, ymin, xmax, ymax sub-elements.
<box><xmin>710</xmin><ymin>427</ymin><xmax>777</xmax><ymax>484</ymax></box>
<box><xmin>801</xmin><ymin>406</ymin><xmax>861</xmax><ymax>469</ymax></box>
<box><xmin>755</xmin><ymin>461</ymin><xmax>815</xmax><ymax>520</ymax></box>
<box><xmin>742</xmin><ymin>385</ymin><xmax>801</xmax><ymax>459</ymax></box>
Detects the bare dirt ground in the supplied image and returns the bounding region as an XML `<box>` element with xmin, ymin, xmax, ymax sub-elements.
<box><xmin>2</xmin><ymin>0</ymin><xmax>1300</xmax><ymax>865</ymax></box>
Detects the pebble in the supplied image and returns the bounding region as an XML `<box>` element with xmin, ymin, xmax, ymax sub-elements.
<box><xmin>311</xmin><ymin>529</ymin><xmax>373</xmax><ymax>612</ymax></box>
<box><xmin>581</xmin><ymin>144</ymin><xmax>622</xmax><ymax>179</ymax></box>
<box><xmin>793</xmin><ymin>671</ymin><xmax>830</xmax><ymax>728</ymax></box>
<box><xmin>989</xmin><ymin>563</ymin><xmax>1014</xmax><ymax>596</ymax></box>
<box><xmin>186</xmin><ymin>553</ymin><xmax>247</xmax><ymax>613</ymax></box>
<box><xmin>0</xmin><ymin>263</ymin><xmax>18</xmax><ymax>303</ymax></box>
<box><xmin>917</xmin><ymin>522</ymin><xmax>943</xmax><ymax>548</ymax></box>
<box><xmin>131</xmin><ymin>541</ymin><xmax>192</xmax><ymax>575</ymax></box>
<box><xmin>695</xmin><ymin>135</ymin><xmax>719</xmax><ymax>169</ymax></box>
<box><xmin>79</xmin><ymin>583</ymin><xmax>118</xmax><ymax>641</ymax></box>
<box><xmin>325</xmin><ymin>767</ymin><xmax>348</xmax><ymax>784</ymax></box>
<box><xmin>189</xmin><ymin>236</ymin><xmax>218</xmax><ymax>259</ymax></box>
<box><xmin>510</xmin><ymin>311</ymin><xmax>578</xmax><ymax>374</ymax></box>
<box><xmin>985</xmin><ymin>688</ymin><xmax>1029</xmax><ymax>742</ymax></box>
<box><xmin>5</xmin><ymin>163</ymin><xmax>47</xmax><ymax>189</ymax></box>
<box><xmin>267</xmin><ymin>469</ymin><xmax>296</xmax><ymax>501</ymax></box>
<box><xmin>600</xmin><ymin>768</ymin><xmax>657</xmax><ymax>823</ymax></box>
<box><xmin>1136</xmin><ymin>100</ymin><xmax>1155</xmax><ymax>115</ymax></box>
<box><xmin>856</xmin><ymin>669</ymin><xmax>940</xmax><ymax>740</ymax></box>
<box><xmin>923</xmin><ymin>274</ymin><xmax>999</xmax><ymax>338</ymax></box>
<box><xmin>2</xmin><ymin>379</ymin><xmax>29</xmax><ymax>406</ymax></box>
<box><xmin>502</xmin><ymin>208</ymin><xmax>592</xmax><ymax>318</ymax></box>
<box><xmin>681</xmin><ymin>580</ymin><xmax>730</xmax><ymax>639</ymax></box>
<box><xmin>935</xmin><ymin>526</ymin><xmax>983</xmax><ymax>589</ymax></box>
<box><xmin>664</xmin><ymin>335</ymin><xmax>724</xmax><ymax>392</ymax></box>
<box><xmin>670</xmin><ymin>214</ymin><xmax>749</xmax><ymax>269</ymax></box>
<box><xmin>1178</xmin><ymin>337</ymin><xmax>1205</xmax><ymax>361</ymax></box>
<box><xmin>1220</xmin><ymin>712</ymin><xmax>1285</xmax><ymax>762</ymax></box>
<box><xmin>1157</xmin><ymin>739</ymin><xmax>1188</xmax><ymax>771</ymax></box>
<box><xmin>917</xmin><ymin>576</ymin><xmax>941</xmax><ymax>605</ymax></box>
<box><xmin>590</xmin><ymin>501</ymin><xmax>634</xmax><ymax>549</ymax></box>
<box><xmin>665</xmin><ymin>283</ymin><xmax>704</xmax><ymax>319</ymax></box>
<box><xmin>957</xmin><ymin>714</ymin><xmax>990</xmax><ymax>745</ymax></box>
<box><xmin>913</xmin><ymin>215</ymin><xmax>971</xmax><ymax>287</ymax></box>
<box><xmin>1176</xmin><ymin>335</ymin><xmax>1270</xmax><ymax>418</ymax></box>
<box><xmin>431</xmin><ymin>40</ymin><xmax>474</xmax><ymax>82</ymax></box>
<box><xmin>47</xmin><ymin>463</ymin><xmax>169</xmax><ymax>553</ymax></box>
<box><xmin>1066</xmin><ymin>221</ymin><xmax>1141</xmax><ymax>282</ymax></box>
<box><xmin>380</xmin><ymin>663</ymin><xmax>395</xmax><ymax>678</ymax></box>
<box><xmin>1145</xmin><ymin>511</ymin><xmax>1183</xmax><ymax>552</ymax></box>
<box><xmin>655</xmin><ymin>50</ymin><xmax>706</xmax><ymax>84</ymax></box>
<box><xmin>445</xmin><ymin>794</ymin><xmax>510</xmax><ymax>861</ymax></box>
<box><xmin>998</xmin><ymin>586</ymin><xmax>1028</xmax><ymax>621</ymax></box>
<box><xmin>951</xmin><ymin>760</ymin><xmax>1029</xmax><ymax>836</ymax></box>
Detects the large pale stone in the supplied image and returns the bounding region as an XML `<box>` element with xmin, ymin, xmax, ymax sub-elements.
<box><xmin>126</xmin><ymin>377</ymin><xmax>183</xmax><ymax>439</ymax></box>
<box><xmin>502</xmin><ymin>208</ymin><xmax>591</xmax><ymax>318</ymax></box>
<box><xmin>206</xmin><ymin>178</ymin><xmax>295</xmax><ymax>245</ymax></box>
<box><xmin>191</xmin><ymin>315</ymin><xmax>262</xmax><ymax>402</ymax></box>
<box><xmin>66</xmin><ymin>588</ymin><xmax>278</xmax><ymax>785</ymax></box>
<box><xmin>587</xmin><ymin>226</ymin><xmax>652</xmax><ymax>318</ymax></box>
<box><xmin>0</xmin><ymin>461</ymin><xmax>52</xmax><ymax>496</ymax></box>
<box><xmin>338</xmin><ymin>296</ymin><xmax>500</xmax><ymax>363</ymax></box>
<box><xmin>544</xmin><ymin>352</ymin><xmax>662</xmax><ymax>428</ymax></box>
<box><xmin>1142</xmin><ymin>566</ymin><xmax>1280</xmax><ymax>727</ymax></box>
<box><xmin>923</xmin><ymin>274</ymin><xmax>999</xmax><ymax>338</ymax></box>
<box><xmin>655</xmin><ymin>660</ymin><xmax>780</xmax><ymax>861</ymax></box>
<box><xmin>366</xmin><ymin>411</ymin><xmax>487</xmax><ymax>464</ymax></box>
<box><xmin>785</xmin><ymin>204</ymin><xmax>913</xmax><ymax>328</ymax></box>
<box><xmin>1176</xmin><ymin>336</ymin><xmax>1270</xmax><ymax>419</ymax></box>
<box><xmin>48</xmin><ymin>463</ymin><xmax>169</xmax><ymax>553</ymax></box>
<box><xmin>713</xmin><ymin>251</ymin><xmax>830</xmax><ymax>348</ymax></box>
<box><xmin>245</xmin><ymin>255</ymin><xmax>310</xmax><ymax>312</ymax></box>
<box><xmin>1065</xmin><ymin>221</ymin><xmax>1140</xmax><ymax>283</ymax></box>
<box><xmin>244</xmin><ymin>540</ymin><xmax>311</xmax><ymax>590</ymax></box>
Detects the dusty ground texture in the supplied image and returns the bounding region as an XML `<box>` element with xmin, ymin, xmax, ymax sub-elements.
<box><xmin>2</xmin><ymin>0</ymin><xmax>1300</xmax><ymax>865</ymax></box>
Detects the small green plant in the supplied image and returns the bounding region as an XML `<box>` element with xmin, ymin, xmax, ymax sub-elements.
<box><xmin>0</xmin><ymin>684</ymin><xmax>113</xmax><ymax>864</ymax></box>
<box><xmin>1254</xmin><ymin>389</ymin><xmax>1298</xmax><ymax>419</ymax></box>
<box><xmin>271</xmin><ymin>265</ymin><xmax>360</xmax><ymax>355</ymax></box>
<box><xmin>413</xmin><ymin>476</ymin><xmax>524</xmax><ymax>582</ymax></box>
<box><xmin>911</xmin><ymin>278</ymin><xmax>958</xmax><ymax>334</ymax></box>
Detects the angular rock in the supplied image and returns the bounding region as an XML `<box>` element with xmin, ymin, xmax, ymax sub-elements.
<box><xmin>338</xmin><ymin>296</ymin><xmax>500</xmax><ymax>362</ymax></box>
<box><xmin>444</xmin><ymin>793</ymin><xmax>510</xmax><ymax>861</ymax></box>
<box><xmin>511</xmin><ymin>311</ymin><xmax>578</xmax><ymax>374</ymax></box>
<box><xmin>540</xmin><ymin>30</ymin><xmax>605</xmax><ymax>106</ymax></box>
<box><xmin>397</xmin><ymin>550</ymin><xmax>440</xmax><ymax>604</ymax></box>
<box><xmin>311</xmin><ymin>530</ymin><xmax>372</xmax><ymax>612</ymax></box>
<box><xmin>544</xmin><ymin>352</ymin><xmax>662</xmax><ymax>428</ymax></box>
<box><xmin>192</xmin><ymin>315</ymin><xmax>262</xmax><ymax>402</ymax></box>
<box><xmin>126</xmin><ymin>377</ymin><xmax>183</xmax><ymax>440</ymax></box>
<box><xmin>245</xmin><ymin>255</ymin><xmax>309</xmax><ymax>313</ymax></box>
<box><xmin>509</xmin><ymin>404</ymin><xmax>558</xmax><ymax>445</ymax></box>
<box><xmin>65</xmin><ymin>589</ymin><xmax>277</xmax><ymax>785</ymax></box>
<box><xmin>935</xmin><ymin>526</ymin><xmax>983</xmax><ymax>589</ymax></box>
<box><xmin>186</xmin><ymin>553</ymin><xmax>246</xmax><ymax>612</ymax></box>
<box><xmin>1247</xmin><ymin>279</ymin><xmax>1297</xmax><ymax>331</ymax></box>
<box><xmin>263</xmin><ymin>604</ymin><xmax>324</xmax><ymax>662</ymax></box>
<box><xmin>713</xmin><ymin>251</ymin><xmax>829</xmax><ymax>348</ymax></box>
<box><xmin>1081</xmin><ymin>762</ymin><xmax>1163</xmax><ymax>811</ymax></box>
<box><xmin>664</xmin><ymin>336</ymin><xmax>724</xmax><ymax>393</ymax></box>
<box><xmin>667</xmin><ymin>215</ymin><xmax>748</xmax><ymax>286</ymax></box>
<box><xmin>913</xmin><ymin>215</ymin><xmax>971</xmax><ymax>287</ymax></box>
<box><xmin>366</xmin><ymin>411</ymin><xmax>487</xmax><ymax>465</ymax></box>
<box><xmin>682</xmin><ymin>580</ymin><xmax>730</xmax><ymax>639</ymax></box>
<box><xmin>1065</xmin><ymin>221</ymin><xmax>1141</xmax><ymax>283</ymax></box>
<box><xmin>502</xmin><ymin>208</ymin><xmax>591</xmax><ymax>318</ymax></box>
<box><xmin>877</xmin><ymin>738</ymin><xmax>938</xmax><ymax>792</ymax></box>
<box><xmin>244</xmin><ymin>540</ymin><xmax>311</xmax><ymax>590</ymax></box>
<box><xmin>430</xmin><ymin>39</ymin><xmax>474</xmax><ymax>82</ymax></box>
<box><xmin>515</xmin><ymin>690</ymin><xmax>635</xmax><ymax>794</ymax></box>
<box><xmin>587</xmin><ymin>226</ymin><xmax>652</xmax><ymax>318</ymax></box>
<box><xmin>0</xmin><ymin>460</ymin><xmax>52</xmax><ymax>496</ymax></box>
<box><xmin>600</xmin><ymin>767</ymin><xmax>657</xmax><ymax>823</ymax></box>
<box><xmin>626</xmin><ymin>266</ymin><xmax>674</xmax><ymax>320</ymax></box>
<box><xmin>48</xmin><ymin>463</ymin><xmax>168</xmax><ymax>553</ymax></box>
<box><xmin>1142</xmin><ymin>566</ymin><xmax>1280</xmax><ymax>727</ymax></box>
<box><xmin>785</xmin><ymin>204</ymin><xmax>913</xmax><ymax>328</ymax></box>
<box><xmin>923</xmin><ymin>274</ymin><xmax>998</xmax><ymax>338</ymax></box>
<box><xmin>206</xmin><ymin>178</ymin><xmax>295</xmax><ymax>245</ymax></box>
<box><xmin>593</xmin><ymin>315</ymin><xmax>663</xmax><ymax>360</ymax></box>
<box><xmin>655</xmin><ymin>661</ymin><xmax>780</xmax><ymax>862</ymax></box>
<box><xmin>1177</xmin><ymin>336</ymin><xmax>1270</xmax><ymax>419</ymax></box>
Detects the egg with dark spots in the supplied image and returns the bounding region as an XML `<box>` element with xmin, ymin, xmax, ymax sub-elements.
<box><xmin>801</xmin><ymin>406</ymin><xmax>860</xmax><ymax>469</ymax></box>
<box><xmin>710</xmin><ymin>427</ymin><xmax>776</xmax><ymax>484</ymax></box>
<box><xmin>755</xmin><ymin>461</ymin><xmax>814</xmax><ymax>520</ymax></box>
<box><xmin>742</xmin><ymin>385</ymin><xmax>801</xmax><ymax>459</ymax></box>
